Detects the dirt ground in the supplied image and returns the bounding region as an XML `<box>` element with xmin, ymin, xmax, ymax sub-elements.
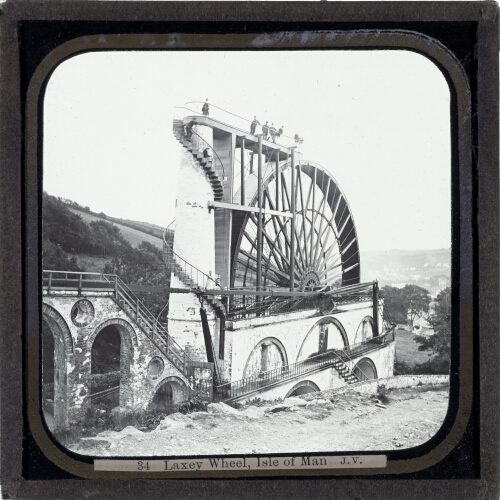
<box><xmin>72</xmin><ymin>382</ymin><xmax>449</xmax><ymax>457</ymax></box>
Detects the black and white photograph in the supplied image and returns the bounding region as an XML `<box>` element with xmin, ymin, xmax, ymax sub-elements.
<box><xmin>2</xmin><ymin>1</ymin><xmax>499</xmax><ymax>495</ymax></box>
<box><xmin>40</xmin><ymin>49</ymin><xmax>453</xmax><ymax>459</ymax></box>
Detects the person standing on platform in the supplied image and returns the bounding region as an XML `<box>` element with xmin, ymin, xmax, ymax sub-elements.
<box><xmin>262</xmin><ymin>121</ymin><xmax>269</xmax><ymax>140</ymax></box>
<box><xmin>202</xmin><ymin>99</ymin><xmax>209</xmax><ymax>116</ymax></box>
<box><xmin>250</xmin><ymin>116</ymin><xmax>261</xmax><ymax>135</ymax></box>
<box><xmin>269</xmin><ymin>123</ymin><xmax>277</xmax><ymax>143</ymax></box>
<box><xmin>277</xmin><ymin>125</ymin><xmax>284</xmax><ymax>138</ymax></box>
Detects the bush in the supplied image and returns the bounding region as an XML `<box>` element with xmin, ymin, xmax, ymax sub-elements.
<box><xmin>376</xmin><ymin>384</ymin><xmax>390</xmax><ymax>404</ymax></box>
<box><xmin>177</xmin><ymin>395</ymin><xmax>207</xmax><ymax>414</ymax></box>
<box><xmin>90</xmin><ymin>371</ymin><xmax>120</xmax><ymax>389</ymax></box>
<box><xmin>394</xmin><ymin>360</ymin><xmax>413</xmax><ymax>375</ymax></box>
<box><xmin>412</xmin><ymin>356</ymin><xmax>450</xmax><ymax>375</ymax></box>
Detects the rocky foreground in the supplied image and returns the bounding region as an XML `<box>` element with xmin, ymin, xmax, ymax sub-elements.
<box><xmin>70</xmin><ymin>383</ymin><xmax>449</xmax><ymax>457</ymax></box>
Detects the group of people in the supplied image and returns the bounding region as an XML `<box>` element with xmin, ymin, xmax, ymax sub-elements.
<box><xmin>250</xmin><ymin>117</ymin><xmax>284</xmax><ymax>144</ymax></box>
<box><xmin>197</xmin><ymin>101</ymin><xmax>303</xmax><ymax>146</ymax></box>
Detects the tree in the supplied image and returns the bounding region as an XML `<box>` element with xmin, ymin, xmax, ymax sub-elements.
<box><xmin>379</xmin><ymin>286</ymin><xmax>407</xmax><ymax>324</ymax></box>
<box><xmin>414</xmin><ymin>287</ymin><xmax>451</xmax><ymax>359</ymax></box>
<box><xmin>380</xmin><ymin>284</ymin><xmax>431</xmax><ymax>325</ymax></box>
<box><xmin>43</xmin><ymin>193</ymin><xmax>96</xmax><ymax>254</ymax></box>
<box><xmin>401</xmin><ymin>284</ymin><xmax>431</xmax><ymax>325</ymax></box>
<box><xmin>42</xmin><ymin>240</ymin><xmax>81</xmax><ymax>272</ymax></box>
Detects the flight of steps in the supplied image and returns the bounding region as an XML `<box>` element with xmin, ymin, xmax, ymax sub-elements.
<box><xmin>163</xmin><ymin>240</ymin><xmax>226</xmax><ymax>317</ymax></box>
<box><xmin>331</xmin><ymin>357</ymin><xmax>359</xmax><ymax>384</ymax></box>
<box><xmin>172</xmin><ymin>119</ymin><xmax>224</xmax><ymax>201</ymax></box>
<box><xmin>113</xmin><ymin>293</ymin><xmax>189</xmax><ymax>376</ymax></box>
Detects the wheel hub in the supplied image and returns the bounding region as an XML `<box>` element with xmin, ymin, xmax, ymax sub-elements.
<box><xmin>300</xmin><ymin>268</ymin><xmax>321</xmax><ymax>291</ymax></box>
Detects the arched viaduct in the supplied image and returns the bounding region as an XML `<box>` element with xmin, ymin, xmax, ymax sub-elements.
<box><xmin>41</xmin><ymin>285</ymin><xmax>395</xmax><ymax>429</ymax></box>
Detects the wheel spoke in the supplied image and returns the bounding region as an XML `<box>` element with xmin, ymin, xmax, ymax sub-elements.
<box><xmin>309</xmin><ymin>168</ymin><xmax>317</xmax><ymax>260</ymax></box>
<box><xmin>233</xmin><ymin>162</ymin><xmax>359</xmax><ymax>293</ymax></box>
<box><xmin>238</xmin><ymin>250</ymin><xmax>293</xmax><ymax>283</ymax></box>
<box><xmin>296</xmin><ymin>167</ymin><xmax>308</xmax><ymax>269</ymax></box>
<box><xmin>298</xmin><ymin>175</ymin><xmax>314</xmax><ymax>268</ymax></box>
<box><xmin>263</xmin><ymin>190</ymin><xmax>288</xmax><ymax>262</ymax></box>
<box><xmin>312</xmin><ymin>179</ymin><xmax>331</xmax><ymax>267</ymax></box>
<box><xmin>249</xmin><ymin>213</ymin><xmax>291</xmax><ymax>272</ymax></box>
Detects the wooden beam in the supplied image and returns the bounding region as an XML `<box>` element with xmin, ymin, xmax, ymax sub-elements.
<box><xmin>257</xmin><ymin>134</ymin><xmax>263</xmax><ymax>292</ymax></box>
<box><xmin>290</xmin><ymin>147</ymin><xmax>296</xmax><ymax>291</ymax></box>
<box><xmin>209</xmin><ymin>200</ymin><xmax>292</xmax><ymax>218</ymax></box>
<box><xmin>240</xmin><ymin>137</ymin><xmax>245</xmax><ymax>205</ymax></box>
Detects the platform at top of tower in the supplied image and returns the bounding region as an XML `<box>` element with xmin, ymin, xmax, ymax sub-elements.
<box><xmin>183</xmin><ymin>115</ymin><xmax>292</xmax><ymax>162</ymax></box>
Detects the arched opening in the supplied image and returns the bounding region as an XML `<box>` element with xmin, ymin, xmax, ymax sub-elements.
<box><xmin>285</xmin><ymin>380</ymin><xmax>320</xmax><ymax>398</ymax></box>
<box><xmin>152</xmin><ymin>378</ymin><xmax>186</xmax><ymax>409</ymax></box>
<box><xmin>41</xmin><ymin>304</ymin><xmax>73</xmax><ymax>430</ymax></box>
<box><xmin>90</xmin><ymin>321</ymin><xmax>134</xmax><ymax>408</ymax></box>
<box><xmin>297</xmin><ymin>317</ymin><xmax>348</xmax><ymax>362</ymax></box>
<box><xmin>91</xmin><ymin>325</ymin><xmax>121</xmax><ymax>408</ymax></box>
<box><xmin>41</xmin><ymin>319</ymin><xmax>55</xmax><ymax>428</ymax></box>
<box><xmin>353</xmin><ymin>357</ymin><xmax>378</xmax><ymax>382</ymax></box>
<box><xmin>243</xmin><ymin>337</ymin><xmax>288</xmax><ymax>380</ymax></box>
<box><xmin>355</xmin><ymin>316</ymin><xmax>375</xmax><ymax>343</ymax></box>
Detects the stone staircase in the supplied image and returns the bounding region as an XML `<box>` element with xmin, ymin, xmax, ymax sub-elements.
<box><xmin>172</xmin><ymin>119</ymin><xmax>224</xmax><ymax>201</ymax></box>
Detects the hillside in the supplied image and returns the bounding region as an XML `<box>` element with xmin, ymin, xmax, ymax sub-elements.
<box><xmin>66</xmin><ymin>207</ymin><xmax>163</xmax><ymax>250</ymax></box>
<box><xmin>43</xmin><ymin>193</ymin><xmax>171</xmax><ymax>320</ymax></box>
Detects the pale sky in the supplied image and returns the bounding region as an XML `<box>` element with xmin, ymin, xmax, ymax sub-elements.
<box><xmin>43</xmin><ymin>50</ymin><xmax>451</xmax><ymax>253</ymax></box>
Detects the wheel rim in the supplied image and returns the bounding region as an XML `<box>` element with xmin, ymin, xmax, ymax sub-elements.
<box><xmin>231</xmin><ymin>161</ymin><xmax>360</xmax><ymax>290</ymax></box>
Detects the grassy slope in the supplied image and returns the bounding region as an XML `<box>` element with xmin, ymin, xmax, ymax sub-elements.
<box><xmin>67</xmin><ymin>207</ymin><xmax>163</xmax><ymax>250</ymax></box>
<box><xmin>394</xmin><ymin>328</ymin><xmax>434</xmax><ymax>367</ymax></box>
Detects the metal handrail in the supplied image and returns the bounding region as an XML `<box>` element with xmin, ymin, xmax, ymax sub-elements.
<box><xmin>215</xmin><ymin>350</ymin><xmax>337</xmax><ymax>400</ymax></box>
<box><xmin>90</xmin><ymin>385</ymin><xmax>120</xmax><ymax>404</ymax></box>
<box><xmin>173</xmin><ymin>115</ymin><xmax>225</xmax><ymax>182</ymax></box>
<box><xmin>102</xmin><ymin>275</ymin><xmax>192</xmax><ymax>370</ymax></box>
<box><xmin>162</xmin><ymin>221</ymin><xmax>222</xmax><ymax>291</ymax></box>
<box><xmin>183</xmin><ymin>101</ymin><xmax>297</xmax><ymax>143</ymax></box>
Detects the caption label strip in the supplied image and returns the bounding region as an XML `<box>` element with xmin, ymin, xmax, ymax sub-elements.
<box><xmin>95</xmin><ymin>455</ymin><xmax>387</xmax><ymax>472</ymax></box>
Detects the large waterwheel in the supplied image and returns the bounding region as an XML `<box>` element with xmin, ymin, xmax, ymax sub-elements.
<box><xmin>231</xmin><ymin>160</ymin><xmax>360</xmax><ymax>291</ymax></box>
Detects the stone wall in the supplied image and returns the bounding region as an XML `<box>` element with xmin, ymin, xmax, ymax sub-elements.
<box><xmin>42</xmin><ymin>292</ymin><xmax>188</xmax><ymax>429</ymax></box>
<box><xmin>331</xmin><ymin>374</ymin><xmax>449</xmax><ymax>396</ymax></box>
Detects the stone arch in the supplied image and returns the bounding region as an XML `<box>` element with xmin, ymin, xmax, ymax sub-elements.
<box><xmin>41</xmin><ymin>303</ymin><xmax>74</xmax><ymax>430</ymax></box>
<box><xmin>149</xmin><ymin>376</ymin><xmax>187</xmax><ymax>408</ymax></box>
<box><xmin>296</xmin><ymin>317</ymin><xmax>348</xmax><ymax>362</ymax></box>
<box><xmin>243</xmin><ymin>337</ymin><xmax>288</xmax><ymax>379</ymax></box>
<box><xmin>355</xmin><ymin>316</ymin><xmax>375</xmax><ymax>344</ymax></box>
<box><xmin>353</xmin><ymin>357</ymin><xmax>378</xmax><ymax>382</ymax></box>
<box><xmin>90</xmin><ymin>319</ymin><xmax>136</xmax><ymax>407</ymax></box>
<box><xmin>88</xmin><ymin>318</ymin><xmax>138</xmax><ymax>347</ymax></box>
<box><xmin>285</xmin><ymin>380</ymin><xmax>321</xmax><ymax>398</ymax></box>
<box><xmin>42</xmin><ymin>303</ymin><xmax>74</xmax><ymax>355</ymax></box>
